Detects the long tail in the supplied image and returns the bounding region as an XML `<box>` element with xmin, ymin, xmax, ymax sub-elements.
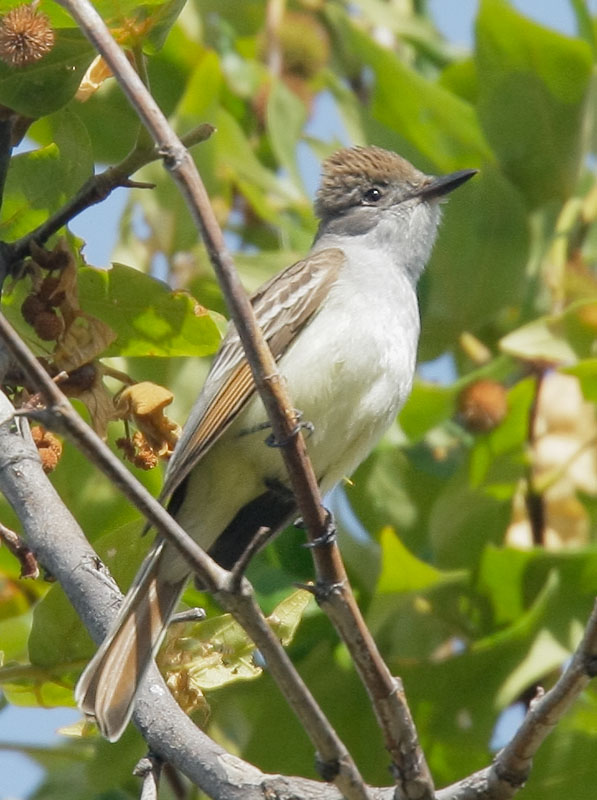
<box><xmin>75</xmin><ymin>541</ymin><xmax>186</xmax><ymax>742</ymax></box>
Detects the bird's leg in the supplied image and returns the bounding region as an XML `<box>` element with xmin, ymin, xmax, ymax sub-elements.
<box><xmin>237</xmin><ymin>409</ymin><xmax>314</xmax><ymax>445</ymax></box>
<box><xmin>265</xmin><ymin>410</ymin><xmax>315</xmax><ymax>447</ymax></box>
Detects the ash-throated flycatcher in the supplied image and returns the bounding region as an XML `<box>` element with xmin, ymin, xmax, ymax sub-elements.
<box><xmin>76</xmin><ymin>146</ymin><xmax>476</xmax><ymax>740</ymax></box>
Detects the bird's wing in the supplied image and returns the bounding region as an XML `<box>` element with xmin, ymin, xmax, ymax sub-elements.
<box><xmin>161</xmin><ymin>247</ymin><xmax>346</xmax><ymax>500</ymax></box>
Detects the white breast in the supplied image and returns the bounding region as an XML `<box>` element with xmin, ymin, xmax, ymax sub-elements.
<box><xmin>231</xmin><ymin>245</ymin><xmax>420</xmax><ymax>493</ymax></box>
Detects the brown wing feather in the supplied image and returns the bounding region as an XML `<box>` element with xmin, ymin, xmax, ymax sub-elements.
<box><xmin>161</xmin><ymin>247</ymin><xmax>345</xmax><ymax>499</ymax></box>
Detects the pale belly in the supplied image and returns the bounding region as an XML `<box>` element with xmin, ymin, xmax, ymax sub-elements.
<box><xmin>174</xmin><ymin>277</ymin><xmax>419</xmax><ymax>560</ymax></box>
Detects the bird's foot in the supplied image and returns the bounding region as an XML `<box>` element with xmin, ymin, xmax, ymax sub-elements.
<box><xmin>302</xmin><ymin>507</ymin><xmax>337</xmax><ymax>548</ymax></box>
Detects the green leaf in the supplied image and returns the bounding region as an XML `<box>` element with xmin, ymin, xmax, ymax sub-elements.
<box><xmin>0</xmin><ymin>145</ymin><xmax>63</xmax><ymax>240</ymax></box>
<box><xmin>29</xmin><ymin>108</ymin><xmax>94</xmax><ymax>197</ymax></box>
<box><xmin>267</xmin><ymin>79</ymin><xmax>307</xmax><ymax>191</ymax></box>
<box><xmin>350</xmin><ymin>442</ymin><xmax>419</xmax><ymax>538</ymax></box>
<box><xmin>326</xmin><ymin>5</ymin><xmax>492</xmax><ymax>171</ymax></box>
<box><xmin>0</xmin><ymin>612</ymin><xmax>32</xmax><ymax>661</ymax></box>
<box><xmin>477</xmin><ymin>544</ymin><xmax>597</xmax><ymax>650</ymax></box>
<box><xmin>0</xmin><ymin>29</ymin><xmax>95</xmax><ymax>117</ymax></box>
<box><xmin>499</xmin><ymin>299</ymin><xmax>597</xmax><ymax>363</ymax></box>
<box><xmin>428</xmin><ymin>465</ymin><xmax>512</xmax><ymax>568</ymax></box>
<box><xmin>0</xmin><ymin>0</ymin><xmax>75</xmax><ymax>28</ymax></box>
<box><xmin>564</xmin><ymin>358</ymin><xmax>597</xmax><ymax>402</ymax></box>
<box><xmin>143</xmin><ymin>0</ymin><xmax>187</xmax><ymax>53</ymax></box>
<box><xmin>477</xmin><ymin>544</ymin><xmax>536</xmax><ymax>626</ymax></box>
<box><xmin>28</xmin><ymin>521</ymin><xmax>151</xmax><ymax>671</ymax></box>
<box><xmin>78</xmin><ymin>263</ymin><xmax>222</xmax><ymax>357</ymax></box>
<box><xmin>420</xmin><ymin>165</ymin><xmax>529</xmax><ymax>360</ymax></box>
<box><xmin>0</xmin><ymin>663</ymin><xmax>76</xmax><ymax>707</ymax></box>
<box><xmin>213</xmin><ymin>107</ymin><xmax>304</xmax><ymax>218</ymax></box>
<box><xmin>268</xmin><ymin>589</ymin><xmax>313</xmax><ymax>646</ymax></box>
<box><xmin>569</xmin><ymin>0</ymin><xmax>597</xmax><ymax>52</ymax></box>
<box><xmin>475</xmin><ymin>0</ymin><xmax>593</xmax><ymax>206</ymax></box>
<box><xmin>165</xmin><ymin>589</ymin><xmax>312</xmax><ymax>691</ymax></box>
<box><xmin>376</xmin><ymin>526</ymin><xmax>449</xmax><ymax>594</ymax></box>
<box><xmin>92</xmin><ymin>0</ymin><xmax>190</xmax><ymax>45</ymax></box>
<box><xmin>0</xmin><ymin>109</ymin><xmax>93</xmax><ymax>241</ymax></box>
<box><xmin>439</xmin><ymin>57</ymin><xmax>479</xmax><ymax>105</ymax></box>
<box><xmin>399</xmin><ymin>380</ymin><xmax>456</xmax><ymax>441</ymax></box>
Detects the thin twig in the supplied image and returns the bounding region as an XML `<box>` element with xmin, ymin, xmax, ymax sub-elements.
<box><xmin>265</xmin><ymin>0</ymin><xmax>285</xmax><ymax>76</ymax></box>
<box><xmin>53</xmin><ymin>1</ymin><xmax>434</xmax><ymax>795</ymax></box>
<box><xmin>6</xmin><ymin>123</ymin><xmax>215</xmax><ymax>266</ymax></box>
<box><xmin>134</xmin><ymin>754</ymin><xmax>162</xmax><ymax>800</ymax></box>
<box><xmin>436</xmin><ymin>599</ymin><xmax>597</xmax><ymax>800</ymax></box>
<box><xmin>0</xmin><ymin>521</ymin><xmax>39</xmax><ymax>578</ymax></box>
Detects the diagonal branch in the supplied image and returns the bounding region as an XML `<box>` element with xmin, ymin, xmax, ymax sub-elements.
<box><xmin>0</xmin><ymin>312</ymin><xmax>370</xmax><ymax>800</ymax></box>
<box><xmin>54</xmin><ymin>1</ymin><xmax>434</xmax><ymax>794</ymax></box>
<box><xmin>436</xmin><ymin>599</ymin><xmax>597</xmax><ymax>800</ymax></box>
<box><xmin>4</xmin><ymin>122</ymin><xmax>215</xmax><ymax>268</ymax></box>
<box><xmin>0</xmin><ymin>387</ymin><xmax>392</xmax><ymax>800</ymax></box>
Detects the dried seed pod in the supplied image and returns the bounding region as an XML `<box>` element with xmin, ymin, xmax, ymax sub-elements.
<box><xmin>39</xmin><ymin>274</ymin><xmax>65</xmax><ymax>306</ymax></box>
<box><xmin>34</xmin><ymin>309</ymin><xmax>64</xmax><ymax>341</ymax></box>
<box><xmin>457</xmin><ymin>379</ymin><xmax>508</xmax><ymax>433</ymax></box>
<box><xmin>0</xmin><ymin>4</ymin><xmax>55</xmax><ymax>67</ymax></box>
<box><xmin>60</xmin><ymin>362</ymin><xmax>98</xmax><ymax>397</ymax></box>
<box><xmin>21</xmin><ymin>293</ymin><xmax>47</xmax><ymax>325</ymax></box>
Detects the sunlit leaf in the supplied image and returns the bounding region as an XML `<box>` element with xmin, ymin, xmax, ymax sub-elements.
<box><xmin>267</xmin><ymin>79</ymin><xmax>307</xmax><ymax>192</ymax></box>
<box><xmin>500</xmin><ymin>300</ymin><xmax>597</xmax><ymax>364</ymax></box>
<box><xmin>421</xmin><ymin>165</ymin><xmax>529</xmax><ymax>359</ymax></box>
<box><xmin>0</xmin><ymin>29</ymin><xmax>94</xmax><ymax>117</ymax></box>
<box><xmin>161</xmin><ymin>589</ymin><xmax>311</xmax><ymax>691</ymax></box>
<box><xmin>325</xmin><ymin>4</ymin><xmax>492</xmax><ymax>171</ymax></box>
<box><xmin>78</xmin><ymin>263</ymin><xmax>222</xmax><ymax>357</ymax></box>
<box><xmin>475</xmin><ymin>0</ymin><xmax>593</xmax><ymax>206</ymax></box>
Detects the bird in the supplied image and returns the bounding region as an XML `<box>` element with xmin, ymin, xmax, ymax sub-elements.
<box><xmin>75</xmin><ymin>145</ymin><xmax>477</xmax><ymax>741</ymax></box>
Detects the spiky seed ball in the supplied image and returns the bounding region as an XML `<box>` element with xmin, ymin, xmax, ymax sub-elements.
<box><xmin>21</xmin><ymin>293</ymin><xmax>46</xmax><ymax>325</ymax></box>
<box><xmin>60</xmin><ymin>363</ymin><xmax>97</xmax><ymax>397</ymax></box>
<box><xmin>34</xmin><ymin>309</ymin><xmax>63</xmax><ymax>341</ymax></box>
<box><xmin>39</xmin><ymin>274</ymin><xmax>65</xmax><ymax>306</ymax></box>
<box><xmin>0</xmin><ymin>4</ymin><xmax>55</xmax><ymax>67</ymax></box>
<box><xmin>457</xmin><ymin>379</ymin><xmax>508</xmax><ymax>433</ymax></box>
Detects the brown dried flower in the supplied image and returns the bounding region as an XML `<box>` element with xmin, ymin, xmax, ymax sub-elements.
<box><xmin>31</xmin><ymin>426</ymin><xmax>62</xmax><ymax>473</ymax></box>
<box><xmin>114</xmin><ymin>382</ymin><xmax>181</xmax><ymax>459</ymax></box>
<box><xmin>0</xmin><ymin>4</ymin><xmax>55</xmax><ymax>68</ymax></box>
<box><xmin>117</xmin><ymin>431</ymin><xmax>159</xmax><ymax>471</ymax></box>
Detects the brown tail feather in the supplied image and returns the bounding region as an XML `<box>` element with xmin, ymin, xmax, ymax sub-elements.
<box><xmin>75</xmin><ymin>542</ymin><xmax>187</xmax><ymax>742</ymax></box>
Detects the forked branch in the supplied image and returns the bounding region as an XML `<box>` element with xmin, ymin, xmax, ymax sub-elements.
<box><xmin>54</xmin><ymin>0</ymin><xmax>434</xmax><ymax>793</ymax></box>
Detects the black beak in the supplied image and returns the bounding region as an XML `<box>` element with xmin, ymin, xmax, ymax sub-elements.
<box><xmin>418</xmin><ymin>168</ymin><xmax>478</xmax><ymax>199</ymax></box>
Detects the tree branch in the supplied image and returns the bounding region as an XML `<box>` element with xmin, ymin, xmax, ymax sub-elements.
<box><xmin>436</xmin><ymin>598</ymin><xmax>597</xmax><ymax>800</ymax></box>
<box><xmin>0</xmin><ymin>389</ymin><xmax>380</xmax><ymax>800</ymax></box>
<box><xmin>0</xmin><ymin>314</ymin><xmax>370</xmax><ymax>799</ymax></box>
<box><xmin>54</xmin><ymin>1</ymin><xmax>434</xmax><ymax>793</ymax></box>
<box><xmin>5</xmin><ymin>122</ymin><xmax>215</xmax><ymax>267</ymax></box>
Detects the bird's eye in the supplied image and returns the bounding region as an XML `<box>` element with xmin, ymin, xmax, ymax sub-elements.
<box><xmin>363</xmin><ymin>187</ymin><xmax>383</xmax><ymax>204</ymax></box>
